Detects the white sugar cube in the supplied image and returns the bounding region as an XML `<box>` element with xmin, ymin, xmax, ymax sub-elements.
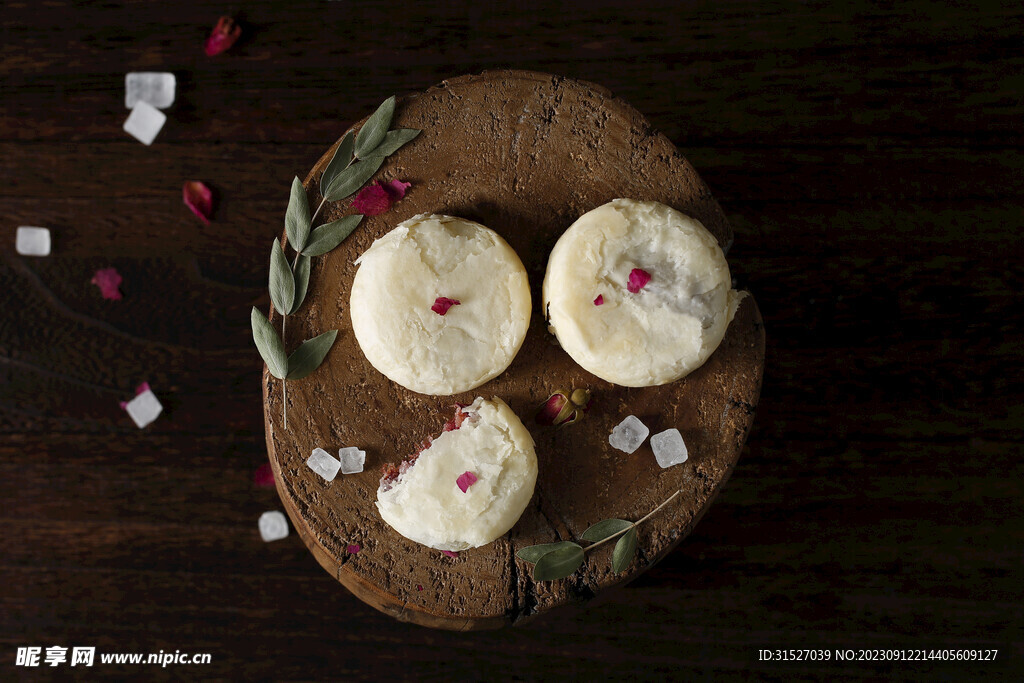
<box><xmin>123</xmin><ymin>101</ymin><xmax>166</xmax><ymax>145</ymax></box>
<box><xmin>125</xmin><ymin>389</ymin><xmax>163</xmax><ymax>428</ymax></box>
<box><xmin>125</xmin><ymin>72</ymin><xmax>176</xmax><ymax>109</ymax></box>
<box><xmin>307</xmin><ymin>447</ymin><xmax>341</xmax><ymax>482</ymax></box>
<box><xmin>258</xmin><ymin>511</ymin><xmax>289</xmax><ymax>542</ymax></box>
<box><xmin>15</xmin><ymin>226</ymin><xmax>51</xmax><ymax>256</ymax></box>
<box><xmin>651</xmin><ymin>428</ymin><xmax>688</xmax><ymax>468</ymax></box>
<box><xmin>609</xmin><ymin>415</ymin><xmax>649</xmax><ymax>454</ymax></box>
<box><xmin>338</xmin><ymin>446</ymin><xmax>366</xmax><ymax>474</ymax></box>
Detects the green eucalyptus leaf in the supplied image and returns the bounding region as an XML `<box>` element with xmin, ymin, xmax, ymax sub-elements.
<box><xmin>302</xmin><ymin>215</ymin><xmax>363</xmax><ymax>257</ymax></box>
<box><xmin>516</xmin><ymin>541</ymin><xmax>580</xmax><ymax>565</ymax></box>
<box><xmin>354</xmin><ymin>95</ymin><xmax>395</xmax><ymax>158</ymax></box>
<box><xmin>268</xmin><ymin>239</ymin><xmax>295</xmax><ymax>314</ymax></box>
<box><xmin>290</xmin><ymin>254</ymin><xmax>310</xmax><ymax>314</ymax></box>
<box><xmin>373</xmin><ymin>128</ymin><xmax>421</xmax><ymax>157</ymax></box>
<box><xmin>250</xmin><ymin>307</ymin><xmax>288</xmax><ymax>380</ymax></box>
<box><xmin>285</xmin><ymin>177</ymin><xmax>311</xmax><ymax>253</ymax></box>
<box><xmin>611</xmin><ymin>527</ymin><xmax>638</xmax><ymax>574</ymax></box>
<box><xmin>324</xmin><ymin>155</ymin><xmax>386</xmax><ymax>202</ymax></box>
<box><xmin>320</xmin><ymin>131</ymin><xmax>355</xmax><ymax>197</ymax></box>
<box><xmin>286</xmin><ymin>330</ymin><xmax>338</xmax><ymax>380</ymax></box>
<box><xmin>581</xmin><ymin>518</ymin><xmax>633</xmax><ymax>542</ymax></box>
<box><xmin>533</xmin><ymin>543</ymin><xmax>584</xmax><ymax>581</ymax></box>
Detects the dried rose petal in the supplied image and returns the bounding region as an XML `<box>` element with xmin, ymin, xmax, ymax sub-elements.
<box><xmin>594</xmin><ymin>294</ymin><xmax>604</xmax><ymax>306</ymax></box>
<box><xmin>382</xmin><ymin>179</ymin><xmax>411</xmax><ymax>200</ymax></box>
<box><xmin>441</xmin><ymin>550</ymin><xmax>459</xmax><ymax>558</ymax></box>
<box><xmin>431</xmin><ymin>297</ymin><xmax>461</xmax><ymax>315</ymax></box>
<box><xmin>442</xmin><ymin>404</ymin><xmax>468</xmax><ymax>432</ymax></box>
<box><xmin>91</xmin><ymin>268</ymin><xmax>123</xmax><ymax>300</ymax></box>
<box><xmin>456</xmin><ymin>471</ymin><xmax>478</xmax><ymax>493</ymax></box>
<box><xmin>253</xmin><ymin>463</ymin><xmax>275</xmax><ymax>488</ymax></box>
<box><xmin>416</xmin><ymin>584</ymin><xmax>423</xmax><ymax>591</ymax></box>
<box><xmin>627</xmin><ymin>268</ymin><xmax>652</xmax><ymax>294</ymax></box>
<box><xmin>351</xmin><ymin>183</ymin><xmax>391</xmax><ymax>216</ymax></box>
<box><xmin>183</xmin><ymin>181</ymin><xmax>213</xmax><ymax>224</ymax></box>
<box><xmin>536</xmin><ymin>392</ymin><xmax>569</xmax><ymax>426</ymax></box>
<box><xmin>347</xmin><ymin>544</ymin><xmax>361</xmax><ymax>554</ymax></box>
<box><xmin>135</xmin><ymin>382</ymin><xmax>150</xmax><ymax>395</ymax></box>
<box><xmin>204</xmin><ymin>16</ymin><xmax>242</xmax><ymax>56</ymax></box>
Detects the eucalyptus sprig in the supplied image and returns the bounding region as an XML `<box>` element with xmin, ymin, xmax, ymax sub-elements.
<box><xmin>516</xmin><ymin>490</ymin><xmax>683</xmax><ymax>581</ymax></box>
<box><xmin>251</xmin><ymin>96</ymin><xmax>421</xmax><ymax>429</ymax></box>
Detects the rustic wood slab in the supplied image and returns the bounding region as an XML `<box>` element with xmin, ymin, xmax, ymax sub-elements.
<box><xmin>264</xmin><ymin>71</ymin><xmax>765</xmax><ymax>629</ymax></box>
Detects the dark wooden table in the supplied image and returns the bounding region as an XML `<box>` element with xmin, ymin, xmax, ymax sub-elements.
<box><xmin>2</xmin><ymin>1</ymin><xmax>1021</xmax><ymax>679</ymax></box>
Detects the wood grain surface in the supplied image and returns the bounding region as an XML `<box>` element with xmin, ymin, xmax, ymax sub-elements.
<box><xmin>1</xmin><ymin>0</ymin><xmax>1021</xmax><ymax>679</ymax></box>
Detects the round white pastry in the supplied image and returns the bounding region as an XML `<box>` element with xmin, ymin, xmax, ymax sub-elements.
<box><xmin>350</xmin><ymin>214</ymin><xmax>531</xmax><ymax>396</ymax></box>
<box><xmin>543</xmin><ymin>198</ymin><xmax>740</xmax><ymax>387</ymax></box>
<box><xmin>375</xmin><ymin>397</ymin><xmax>537</xmax><ymax>551</ymax></box>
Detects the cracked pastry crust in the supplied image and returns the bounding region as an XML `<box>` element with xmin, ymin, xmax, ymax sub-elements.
<box><xmin>543</xmin><ymin>199</ymin><xmax>740</xmax><ymax>387</ymax></box>
<box><xmin>375</xmin><ymin>397</ymin><xmax>538</xmax><ymax>551</ymax></box>
<box><xmin>350</xmin><ymin>214</ymin><xmax>532</xmax><ymax>395</ymax></box>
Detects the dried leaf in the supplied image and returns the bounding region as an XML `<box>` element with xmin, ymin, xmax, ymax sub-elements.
<box><xmin>516</xmin><ymin>541</ymin><xmax>580</xmax><ymax>564</ymax></box>
<box><xmin>286</xmin><ymin>329</ymin><xmax>338</xmax><ymax>380</ymax></box>
<box><xmin>250</xmin><ymin>307</ymin><xmax>287</xmax><ymax>379</ymax></box>
<box><xmin>290</xmin><ymin>254</ymin><xmax>310</xmax><ymax>314</ymax></box>
<box><xmin>320</xmin><ymin>130</ymin><xmax>355</xmax><ymax>198</ymax></box>
<box><xmin>533</xmin><ymin>543</ymin><xmax>585</xmax><ymax>581</ymax></box>
<box><xmin>268</xmin><ymin>238</ymin><xmax>294</xmax><ymax>315</ymax></box>
<box><xmin>285</xmin><ymin>176</ymin><xmax>311</xmax><ymax>253</ymax></box>
<box><xmin>581</xmin><ymin>518</ymin><xmax>633</xmax><ymax>542</ymax></box>
<box><xmin>302</xmin><ymin>215</ymin><xmax>362</xmax><ymax>257</ymax></box>
<box><xmin>612</xmin><ymin>527</ymin><xmax>638</xmax><ymax>574</ymax></box>
<box><xmin>354</xmin><ymin>95</ymin><xmax>395</xmax><ymax>158</ymax></box>
<box><xmin>373</xmin><ymin>128</ymin><xmax>420</xmax><ymax>157</ymax></box>
<box><xmin>324</xmin><ymin>155</ymin><xmax>385</xmax><ymax>202</ymax></box>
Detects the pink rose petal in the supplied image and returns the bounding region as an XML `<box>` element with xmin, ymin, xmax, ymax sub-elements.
<box><xmin>347</xmin><ymin>544</ymin><xmax>361</xmax><ymax>554</ymax></box>
<box><xmin>351</xmin><ymin>183</ymin><xmax>391</xmax><ymax>216</ymax></box>
<box><xmin>204</xmin><ymin>16</ymin><xmax>242</xmax><ymax>56</ymax></box>
<box><xmin>91</xmin><ymin>267</ymin><xmax>123</xmax><ymax>300</ymax></box>
<box><xmin>119</xmin><ymin>382</ymin><xmax>152</xmax><ymax>412</ymax></box>
<box><xmin>382</xmin><ymin>179</ymin><xmax>411</xmax><ymax>200</ymax></box>
<box><xmin>441</xmin><ymin>550</ymin><xmax>459</xmax><ymax>558</ymax></box>
<box><xmin>119</xmin><ymin>401</ymin><xmax>128</xmax><ymax>410</ymax></box>
<box><xmin>456</xmin><ymin>471</ymin><xmax>478</xmax><ymax>493</ymax></box>
<box><xmin>627</xmin><ymin>268</ymin><xmax>651</xmax><ymax>294</ymax></box>
<box><xmin>593</xmin><ymin>294</ymin><xmax>604</xmax><ymax>306</ymax></box>
<box><xmin>253</xmin><ymin>463</ymin><xmax>275</xmax><ymax>488</ymax></box>
<box><xmin>183</xmin><ymin>181</ymin><xmax>213</xmax><ymax>224</ymax></box>
<box><xmin>416</xmin><ymin>584</ymin><xmax>423</xmax><ymax>591</ymax></box>
<box><xmin>535</xmin><ymin>393</ymin><xmax>568</xmax><ymax>426</ymax></box>
<box><xmin>431</xmin><ymin>297</ymin><xmax>461</xmax><ymax>316</ymax></box>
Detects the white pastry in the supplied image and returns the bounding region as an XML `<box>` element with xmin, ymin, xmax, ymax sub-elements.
<box><xmin>350</xmin><ymin>214</ymin><xmax>531</xmax><ymax>396</ymax></box>
<box><xmin>543</xmin><ymin>199</ymin><xmax>739</xmax><ymax>387</ymax></box>
<box><xmin>376</xmin><ymin>397</ymin><xmax>537</xmax><ymax>551</ymax></box>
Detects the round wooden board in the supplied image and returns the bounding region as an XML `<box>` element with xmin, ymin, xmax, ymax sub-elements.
<box><xmin>264</xmin><ymin>71</ymin><xmax>765</xmax><ymax>630</ymax></box>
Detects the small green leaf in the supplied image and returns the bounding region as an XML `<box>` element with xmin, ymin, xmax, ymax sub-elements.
<box><xmin>268</xmin><ymin>239</ymin><xmax>295</xmax><ymax>314</ymax></box>
<box><xmin>611</xmin><ymin>528</ymin><xmax>638</xmax><ymax>574</ymax></box>
<box><xmin>354</xmin><ymin>95</ymin><xmax>395</xmax><ymax>158</ymax></box>
<box><xmin>516</xmin><ymin>541</ymin><xmax>580</xmax><ymax>564</ymax></box>
<box><xmin>533</xmin><ymin>543</ymin><xmax>584</xmax><ymax>581</ymax></box>
<box><xmin>250</xmin><ymin>307</ymin><xmax>288</xmax><ymax>380</ymax></box>
<box><xmin>581</xmin><ymin>519</ymin><xmax>633</xmax><ymax>542</ymax></box>
<box><xmin>320</xmin><ymin>131</ymin><xmax>355</xmax><ymax>197</ymax></box>
<box><xmin>286</xmin><ymin>330</ymin><xmax>338</xmax><ymax>380</ymax></box>
<box><xmin>285</xmin><ymin>177</ymin><xmax>311</xmax><ymax>253</ymax></box>
<box><xmin>373</xmin><ymin>128</ymin><xmax>421</xmax><ymax>157</ymax></box>
<box><xmin>290</xmin><ymin>254</ymin><xmax>310</xmax><ymax>314</ymax></box>
<box><xmin>324</xmin><ymin>155</ymin><xmax>386</xmax><ymax>202</ymax></box>
<box><xmin>302</xmin><ymin>215</ymin><xmax>363</xmax><ymax>257</ymax></box>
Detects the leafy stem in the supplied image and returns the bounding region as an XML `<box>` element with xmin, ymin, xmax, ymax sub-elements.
<box><xmin>516</xmin><ymin>488</ymin><xmax>684</xmax><ymax>581</ymax></box>
<box><xmin>250</xmin><ymin>96</ymin><xmax>421</xmax><ymax>430</ymax></box>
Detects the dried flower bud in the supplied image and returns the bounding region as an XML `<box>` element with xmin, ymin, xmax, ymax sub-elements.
<box><xmin>536</xmin><ymin>388</ymin><xmax>592</xmax><ymax>426</ymax></box>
